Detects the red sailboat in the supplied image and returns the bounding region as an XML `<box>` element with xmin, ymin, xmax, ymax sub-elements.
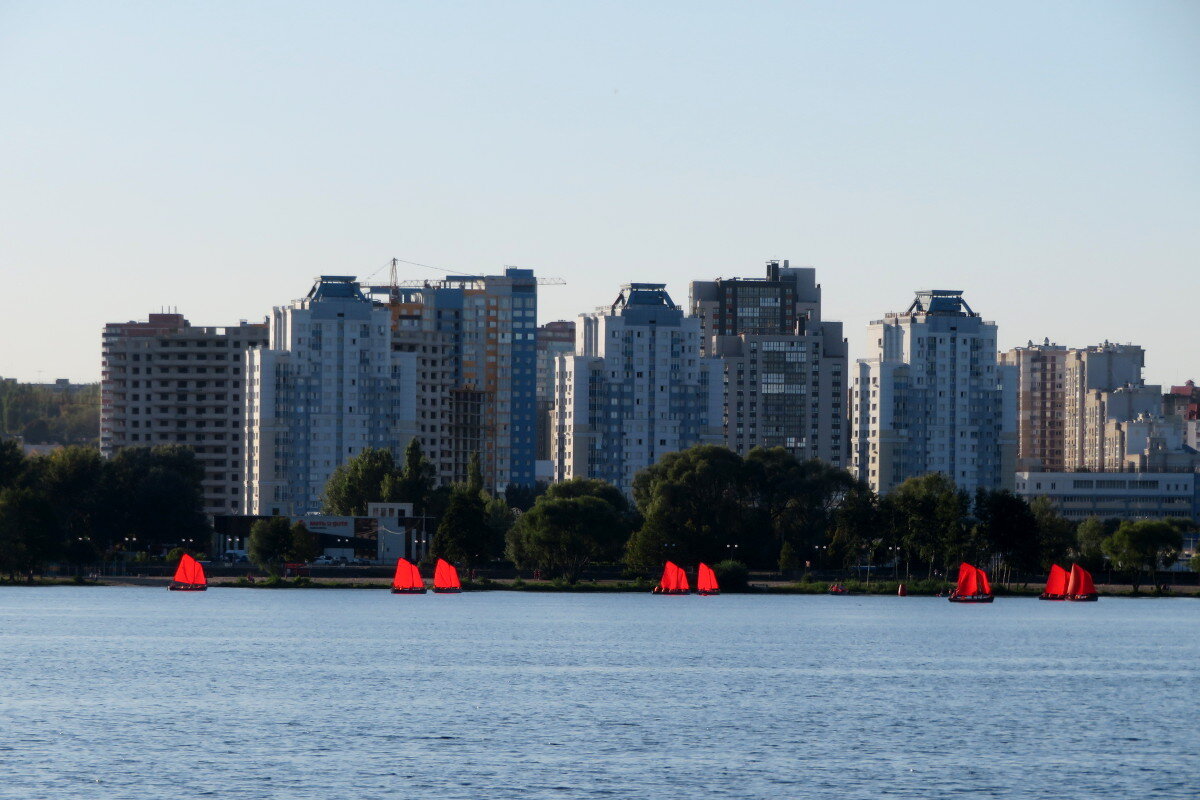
<box><xmin>169</xmin><ymin>553</ymin><xmax>207</xmax><ymax>592</ymax></box>
<box><xmin>696</xmin><ymin>562</ymin><xmax>720</xmax><ymax>596</ymax></box>
<box><xmin>948</xmin><ymin>562</ymin><xmax>994</xmax><ymax>603</ymax></box>
<box><xmin>390</xmin><ymin>558</ymin><xmax>427</xmax><ymax>594</ymax></box>
<box><xmin>1066</xmin><ymin>563</ymin><xmax>1098</xmax><ymax>602</ymax></box>
<box><xmin>1040</xmin><ymin>564</ymin><xmax>1069</xmax><ymax>601</ymax></box>
<box><xmin>653</xmin><ymin>561</ymin><xmax>689</xmax><ymax>594</ymax></box>
<box><xmin>432</xmin><ymin>558</ymin><xmax>462</xmax><ymax>594</ymax></box>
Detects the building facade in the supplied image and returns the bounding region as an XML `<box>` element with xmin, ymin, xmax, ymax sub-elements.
<box><xmin>1062</xmin><ymin>343</ymin><xmax>1160</xmax><ymax>471</ymax></box>
<box><xmin>690</xmin><ymin>260</ymin><xmax>848</xmax><ymax>467</ymax></box>
<box><xmin>101</xmin><ymin>313</ymin><xmax>267</xmax><ymax>515</ymax></box>
<box><xmin>242</xmin><ymin>277</ymin><xmax>418</xmax><ymax>515</ymax></box>
<box><xmin>552</xmin><ymin>284</ymin><xmax>722</xmax><ymax>494</ymax></box>
<box><xmin>851</xmin><ymin>290</ymin><xmax>1016</xmax><ymax>495</ymax></box>
<box><xmin>370</xmin><ymin>268</ymin><xmax>539</xmax><ymax>492</ymax></box>
<box><xmin>1015</xmin><ymin>471</ymin><xmax>1199</xmax><ymax>525</ymax></box>
<box><xmin>536</xmin><ymin>320</ymin><xmax>576</xmax><ymax>465</ymax></box>
<box><xmin>1000</xmin><ymin>339</ymin><xmax>1067</xmax><ymax>471</ymax></box>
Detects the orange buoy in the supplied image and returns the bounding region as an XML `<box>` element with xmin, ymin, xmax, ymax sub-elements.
<box><xmin>897</xmin><ymin>583</ymin><xmax>907</xmax><ymax>597</ymax></box>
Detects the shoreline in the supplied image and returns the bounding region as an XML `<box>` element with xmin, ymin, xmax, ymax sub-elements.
<box><xmin>5</xmin><ymin>576</ymin><xmax>1197</xmax><ymax>597</ymax></box>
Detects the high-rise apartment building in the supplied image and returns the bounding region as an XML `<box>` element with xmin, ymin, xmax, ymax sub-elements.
<box><xmin>851</xmin><ymin>290</ymin><xmax>1016</xmax><ymax>495</ymax></box>
<box><xmin>536</xmin><ymin>320</ymin><xmax>575</xmax><ymax>464</ymax></box>
<box><xmin>101</xmin><ymin>313</ymin><xmax>267</xmax><ymax>515</ymax></box>
<box><xmin>552</xmin><ymin>284</ymin><xmax>722</xmax><ymax>494</ymax></box>
<box><xmin>690</xmin><ymin>260</ymin><xmax>848</xmax><ymax>466</ymax></box>
<box><xmin>369</xmin><ymin>268</ymin><xmax>539</xmax><ymax>491</ymax></box>
<box><xmin>243</xmin><ymin>277</ymin><xmax>419</xmax><ymax>515</ymax></box>
<box><xmin>1061</xmin><ymin>343</ymin><xmax>1160</xmax><ymax>471</ymax></box>
<box><xmin>1000</xmin><ymin>339</ymin><xmax>1067</xmax><ymax>471</ymax></box>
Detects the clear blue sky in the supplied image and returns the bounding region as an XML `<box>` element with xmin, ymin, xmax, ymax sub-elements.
<box><xmin>1</xmin><ymin>0</ymin><xmax>1196</xmax><ymax>386</ymax></box>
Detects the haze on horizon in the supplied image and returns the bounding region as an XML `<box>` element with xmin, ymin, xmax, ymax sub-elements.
<box><xmin>1</xmin><ymin>0</ymin><xmax>1196</xmax><ymax>387</ymax></box>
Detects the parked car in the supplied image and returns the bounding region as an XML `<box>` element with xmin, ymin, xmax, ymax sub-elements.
<box><xmin>312</xmin><ymin>556</ymin><xmax>335</xmax><ymax>565</ymax></box>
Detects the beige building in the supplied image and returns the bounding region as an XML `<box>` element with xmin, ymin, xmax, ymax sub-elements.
<box><xmin>101</xmin><ymin>313</ymin><xmax>268</xmax><ymax>515</ymax></box>
<box><xmin>1061</xmin><ymin>343</ymin><xmax>1161</xmax><ymax>471</ymax></box>
<box><xmin>1000</xmin><ymin>340</ymin><xmax>1067</xmax><ymax>471</ymax></box>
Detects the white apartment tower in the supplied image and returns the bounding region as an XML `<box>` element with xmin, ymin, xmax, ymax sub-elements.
<box><xmin>552</xmin><ymin>284</ymin><xmax>722</xmax><ymax>494</ymax></box>
<box><xmin>243</xmin><ymin>277</ymin><xmax>418</xmax><ymax>515</ymax></box>
<box><xmin>101</xmin><ymin>313</ymin><xmax>267</xmax><ymax>515</ymax></box>
<box><xmin>851</xmin><ymin>290</ymin><xmax>1016</xmax><ymax>495</ymax></box>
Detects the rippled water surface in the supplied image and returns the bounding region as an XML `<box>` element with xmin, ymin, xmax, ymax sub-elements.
<box><xmin>1</xmin><ymin>588</ymin><xmax>1197</xmax><ymax>799</ymax></box>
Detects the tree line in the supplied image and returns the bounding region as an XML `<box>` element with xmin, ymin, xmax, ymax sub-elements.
<box><xmin>0</xmin><ymin>381</ymin><xmax>99</xmax><ymax>446</ymax></box>
<box><xmin>327</xmin><ymin>442</ymin><xmax>1197</xmax><ymax>589</ymax></box>
<box><xmin>0</xmin><ymin>440</ymin><xmax>209</xmax><ymax>579</ymax></box>
<box><xmin>0</xmin><ymin>434</ymin><xmax>1193</xmax><ymax>590</ymax></box>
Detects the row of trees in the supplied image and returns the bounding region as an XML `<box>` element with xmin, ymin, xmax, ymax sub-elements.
<box><xmin>325</xmin><ymin>441</ymin><xmax>1195</xmax><ymax>588</ymax></box>
<box><xmin>0</xmin><ymin>382</ymin><xmax>99</xmax><ymax>446</ymax></box>
<box><xmin>0</xmin><ymin>441</ymin><xmax>209</xmax><ymax>578</ymax></box>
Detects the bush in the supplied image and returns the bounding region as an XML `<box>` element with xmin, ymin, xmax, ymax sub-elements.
<box><xmin>713</xmin><ymin>560</ymin><xmax>749</xmax><ymax>592</ymax></box>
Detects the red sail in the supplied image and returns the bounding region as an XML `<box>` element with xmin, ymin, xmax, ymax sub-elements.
<box><xmin>434</xmin><ymin>558</ymin><xmax>461</xmax><ymax>590</ymax></box>
<box><xmin>697</xmin><ymin>563</ymin><xmax>719</xmax><ymax>594</ymax></box>
<box><xmin>174</xmin><ymin>554</ymin><xmax>206</xmax><ymax>586</ymax></box>
<box><xmin>659</xmin><ymin>561</ymin><xmax>680</xmax><ymax>592</ymax></box>
<box><xmin>955</xmin><ymin>562</ymin><xmax>978</xmax><ymax>596</ymax></box>
<box><xmin>393</xmin><ymin>558</ymin><xmax>423</xmax><ymax>590</ymax></box>
<box><xmin>1044</xmin><ymin>564</ymin><xmax>1069</xmax><ymax>596</ymax></box>
<box><xmin>1074</xmin><ymin>565</ymin><xmax>1096</xmax><ymax>596</ymax></box>
<box><xmin>1070</xmin><ymin>566</ymin><xmax>1089</xmax><ymax>597</ymax></box>
<box><xmin>1067</xmin><ymin>563</ymin><xmax>1096</xmax><ymax>596</ymax></box>
<box><xmin>976</xmin><ymin>567</ymin><xmax>992</xmax><ymax>596</ymax></box>
<box><xmin>674</xmin><ymin>562</ymin><xmax>690</xmax><ymax>593</ymax></box>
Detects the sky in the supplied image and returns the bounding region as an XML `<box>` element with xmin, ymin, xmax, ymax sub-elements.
<box><xmin>1</xmin><ymin>0</ymin><xmax>1197</xmax><ymax>387</ymax></box>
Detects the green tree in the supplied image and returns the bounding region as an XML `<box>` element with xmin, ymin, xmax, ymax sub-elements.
<box><xmin>430</xmin><ymin>487</ymin><xmax>490</xmax><ymax>571</ymax></box>
<box><xmin>1029</xmin><ymin>496</ymin><xmax>1074</xmax><ymax>571</ymax></box>
<box><xmin>1102</xmin><ymin>519</ymin><xmax>1183</xmax><ymax>591</ymax></box>
<box><xmin>628</xmin><ymin>445</ymin><xmax>762</xmax><ymax>569</ymax></box>
<box><xmin>0</xmin><ymin>439</ymin><xmax>24</xmax><ymax>489</ymax></box>
<box><xmin>0</xmin><ymin>487</ymin><xmax>59</xmax><ymax>579</ymax></box>
<box><xmin>37</xmin><ymin>446</ymin><xmax>105</xmax><ymax>562</ymax></box>
<box><xmin>322</xmin><ymin>447</ymin><xmax>397</xmax><ymax>516</ymax></box>
<box><xmin>506</xmin><ymin>495</ymin><xmax>623</xmax><ymax>582</ymax></box>
<box><xmin>889</xmin><ymin>473</ymin><xmax>970</xmax><ymax>579</ymax></box>
<box><xmin>973</xmin><ymin>488</ymin><xmax>1040</xmax><ymax>579</ymax></box>
<box><xmin>381</xmin><ymin>439</ymin><xmax>436</xmax><ymax>515</ymax></box>
<box><xmin>97</xmin><ymin>446</ymin><xmax>209</xmax><ymax>555</ymax></box>
<box><xmin>1074</xmin><ymin>516</ymin><xmax>1112</xmax><ymax>572</ymax></box>
<box><xmin>248</xmin><ymin>517</ymin><xmax>293</xmax><ymax>576</ymax></box>
<box><xmin>287</xmin><ymin>521</ymin><xmax>321</xmax><ymax>563</ymax></box>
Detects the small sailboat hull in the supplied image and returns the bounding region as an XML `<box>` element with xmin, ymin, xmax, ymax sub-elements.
<box><xmin>1068</xmin><ymin>594</ymin><xmax>1099</xmax><ymax>602</ymax></box>
<box><xmin>432</xmin><ymin>587</ymin><xmax>462</xmax><ymax>594</ymax></box>
<box><xmin>654</xmin><ymin>561</ymin><xmax>691</xmax><ymax>594</ymax></box>
<box><xmin>949</xmin><ymin>563</ymin><xmax>994</xmax><ymax>603</ymax></box>
<box><xmin>170</xmin><ymin>554</ymin><xmax>208</xmax><ymax>592</ymax></box>
<box><xmin>1039</xmin><ymin>593</ymin><xmax>1067</xmax><ymax>601</ymax></box>
<box><xmin>390</xmin><ymin>587</ymin><xmax>427</xmax><ymax>594</ymax></box>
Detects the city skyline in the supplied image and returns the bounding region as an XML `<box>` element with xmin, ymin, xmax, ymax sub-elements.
<box><xmin>1</xmin><ymin>2</ymin><xmax>1196</xmax><ymax>387</ymax></box>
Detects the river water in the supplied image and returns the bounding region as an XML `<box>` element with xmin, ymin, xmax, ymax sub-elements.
<box><xmin>0</xmin><ymin>588</ymin><xmax>1196</xmax><ymax>799</ymax></box>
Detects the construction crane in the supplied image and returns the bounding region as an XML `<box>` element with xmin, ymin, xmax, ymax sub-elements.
<box><xmin>368</xmin><ymin>257</ymin><xmax>565</xmax><ymax>295</ymax></box>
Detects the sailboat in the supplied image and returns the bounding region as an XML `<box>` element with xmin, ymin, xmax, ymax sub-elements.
<box><xmin>1040</xmin><ymin>564</ymin><xmax>1069</xmax><ymax>601</ymax></box>
<box><xmin>390</xmin><ymin>557</ymin><xmax>427</xmax><ymax>594</ymax></box>
<box><xmin>696</xmin><ymin>562</ymin><xmax>720</xmax><ymax>596</ymax></box>
<box><xmin>432</xmin><ymin>558</ymin><xmax>462</xmax><ymax>594</ymax></box>
<box><xmin>948</xmin><ymin>562</ymin><xmax>994</xmax><ymax>603</ymax></box>
<box><xmin>653</xmin><ymin>561</ymin><xmax>690</xmax><ymax>594</ymax></box>
<box><xmin>169</xmin><ymin>553</ymin><xmax>207</xmax><ymax>592</ymax></box>
<box><xmin>1066</xmin><ymin>563</ymin><xmax>1098</xmax><ymax>602</ymax></box>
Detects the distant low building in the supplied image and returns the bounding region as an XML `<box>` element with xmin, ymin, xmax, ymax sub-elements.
<box><xmin>1015</xmin><ymin>471</ymin><xmax>1200</xmax><ymax>524</ymax></box>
